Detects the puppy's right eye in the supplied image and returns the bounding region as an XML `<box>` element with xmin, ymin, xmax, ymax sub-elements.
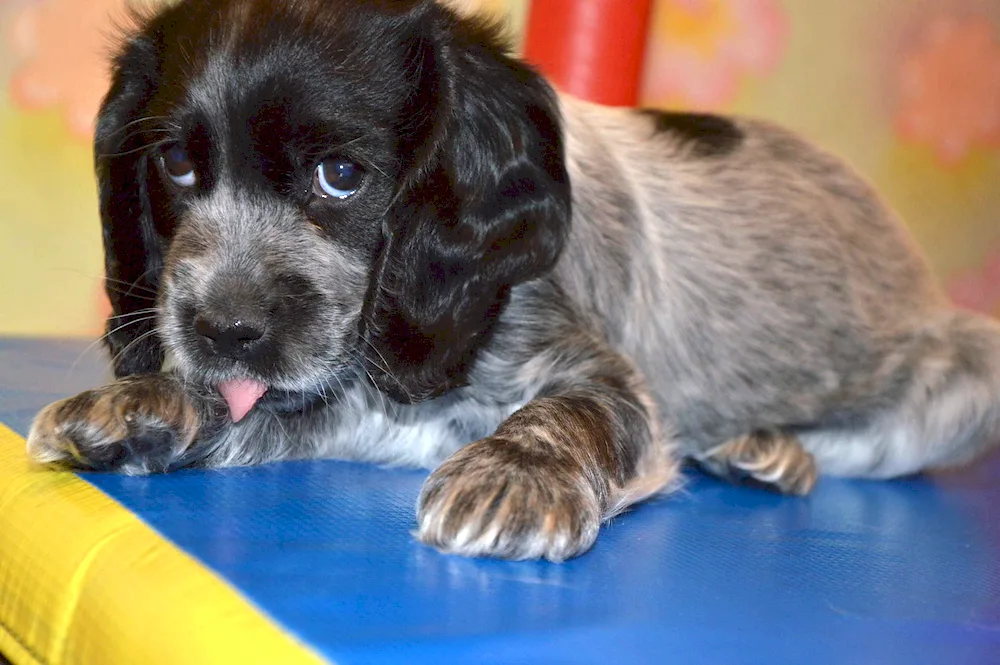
<box><xmin>159</xmin><ymin>145</ymin><xmax>197</xmax><ymax>187</ymax></box>
<box><xmin>313</xmin><ymin>157</ymin><xmax>364</xmax><ymax>199</ymax></box>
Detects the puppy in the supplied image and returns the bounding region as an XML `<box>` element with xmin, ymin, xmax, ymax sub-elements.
<box><xmin>27</xmin><ymin>0</ymin><xmax>1000</xmax><ymax>561</ymax></box>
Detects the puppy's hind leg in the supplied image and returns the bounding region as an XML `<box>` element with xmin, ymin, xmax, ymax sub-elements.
<box><xmin>697</xmin><ymin>430</ymin><xmax>818</xmax><ymax>495</ymax></box>
<box><xmin>802</xmin><ymin>312</ymin><xmax>1000</xmax><ymax>479</ymax></box>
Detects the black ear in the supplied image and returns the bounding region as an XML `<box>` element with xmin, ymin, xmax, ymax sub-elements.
<box><xmin>361</xmin><ymin>6</ymin><xmax>571</xmax><ymax>403</ymax></box>
<box><xmin>95</xmin><ymin>32</ymin><xmax>169</xmax><ymax>377</ymax></box>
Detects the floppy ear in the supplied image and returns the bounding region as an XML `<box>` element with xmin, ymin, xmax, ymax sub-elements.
<box><xmin>362</xmin><ymin>6</ymin><xmax>572</xmax><ymax>403</ymax></box>
<box><xmin>95</xmin><ymin>34</ymin><xmax>170</xmax><ymax>377</ymax></box>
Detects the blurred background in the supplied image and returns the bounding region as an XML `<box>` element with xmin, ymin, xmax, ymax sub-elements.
<box><xmin>0</xmin><ymin>0</ymin><xmax>998</xmax><ymax>338</ymax></box>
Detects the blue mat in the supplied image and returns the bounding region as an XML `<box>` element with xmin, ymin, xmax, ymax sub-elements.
<box><xmin>2</xmin><ymin>337</ymin><xmax>999</xmax><ymax>664</ymax></box>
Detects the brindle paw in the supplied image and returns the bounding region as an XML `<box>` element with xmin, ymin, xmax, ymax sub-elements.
<box><xmin>701</xmin><ymin>430</ymin><xmax>817</xmax><ymax>496</ymax></box>
<box><xmin>417</xmin><ymin>437</ymin><xmax>602</xmax><ymax>562</ymax></box>
<box><xmin>26</xmin><ymin>374</ymin><xmax>200</xmax><ymax>474</ymax></box>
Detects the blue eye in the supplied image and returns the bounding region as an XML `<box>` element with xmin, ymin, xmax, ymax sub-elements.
<box><xmin>313</xmin><ymin>157</ymin><xmax>364</xmax><ymax>199</ymax></box>
<box><xmin>160</xmin><ymin>145</ymin><xmax>196</xmax><ymax>187</ymax></box>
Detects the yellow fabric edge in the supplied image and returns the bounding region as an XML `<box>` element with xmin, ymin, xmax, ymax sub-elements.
<box><xmin>0</xmin><ymin>423</ymin><xmax>328</xmax><ymax>665</ymax></box>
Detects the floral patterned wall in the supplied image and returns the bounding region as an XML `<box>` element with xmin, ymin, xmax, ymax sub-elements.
<box><xmin>1</xmin><ymin>0</ymin><xmax>998</xmax><ymax>338</ymax></box>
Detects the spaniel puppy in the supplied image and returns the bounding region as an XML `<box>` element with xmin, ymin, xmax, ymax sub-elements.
<box><xmin>28</xmin><ymin>0</ymin><xmax>1000</xmax><ymax>561</ymax></box>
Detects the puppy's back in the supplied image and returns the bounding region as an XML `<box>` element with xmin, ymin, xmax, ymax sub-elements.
<box><xmin>552</xmin><ymin>95</ymin><xmax>945</xmax><ymax>446</ymax></box>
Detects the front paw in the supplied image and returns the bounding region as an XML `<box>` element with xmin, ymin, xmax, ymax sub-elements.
<box><xmin>26</xmin><ymin>374</ymin><xmax>201</xmax><ymax>474</ymax></box>
<box><xmin>417</xmin><ymin>437</ymin><xmax>601</xmax><ymax>562</ymax></box>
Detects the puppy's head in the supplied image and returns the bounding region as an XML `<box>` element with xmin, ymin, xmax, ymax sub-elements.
<box><xmin>96</xmin><ymin>0</ymin><xmax>570</xmax><ymax>414</ymax></box>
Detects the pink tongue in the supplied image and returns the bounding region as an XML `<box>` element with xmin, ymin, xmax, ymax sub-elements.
<box><xmin>217</xmin><ymin>379</ymin><xmax>268</xmax><ymax>423</ymax></box>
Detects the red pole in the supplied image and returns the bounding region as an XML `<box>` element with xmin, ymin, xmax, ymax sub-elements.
<box><xmin>522</xmin><ymin>0</ymin><xmax>654</xmax><ymax>107</ymax></box>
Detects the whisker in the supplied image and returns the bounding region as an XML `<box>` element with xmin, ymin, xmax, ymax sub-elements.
<box><xmin>358</xmin><ymin>328</ymin><xmax>413</xmax><ymax>403</ymax></box>
<box><xmin>329</xmin><ymin>134</ymin><xmax>371</xmax><ymax>153</ymax></box>
<box><xmin>95</xmin><ymin>114</ymin><xmax>175</xmax><ymax>143</ymax></box>
<box><xmin>98</xmin><ymin>137</ymin><xmax>174</xmax><ymax>159</ymax></box>
<box><xmin>366</xmin><ymin>160</ymin><xmax>391</xmax><ymax>181</ymax></box>
<box><xmin>326</xmin><ymin>372</ymin><xmax>350</xmax><ymax>412</ymax></box>
<box><xmin>102</xmin><ymin>315</ymin><xmax>160</xmax><ymax>339</ymax></box>
<box><xmin>65</xmin><ymin>314</ymin><xmax>160</xmax><ymax>382</ymax></box>
<box><xmin>103</xmin><ymin>287</ymin><xmax>156</xmax><ymax>301</ymax></box>
<box><xmin>346</xmin><ymin>347</ymin><xmax>395</xmax><ymax>420</ymax></box>
<box><xmin>118</xmin><ymin>127</ymin><xmax>175</xmax><ymax>140</ymax></box>
<box><xmin>316</xmin><ymin>379</ymin><xmax>332</xmax><ymax>410</ymax></box>
<box><xmin>265</xmin><ymin>407</ymin><xmax>291</xmax><ymax>451</ymax></box>
<box><xmin>103</xmin><ymin>273</ymin><xmax>161</xmax><ymax>297</ymax></box>
<box><xmin>117</xmin><ymin>266</ymin><xmax>164</xmax><ymax>301</ymax></box>
<box><xmin>43</xmin><ymin>268</ymin><xmax>161</xmax><ymax>300</ymax></box>
<box><xmin>109</xmin><ymin>307</ymin><xmax>161</xmax><ymax>319</ymax></box>
<box><xmin>107</xmin><ymin>328</ymin><xmax>161</xmax><ymax>371</ymax></box>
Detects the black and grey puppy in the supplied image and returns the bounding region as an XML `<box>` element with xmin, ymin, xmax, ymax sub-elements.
<box><xmin>28</xmin><ymin>0</ymin><xmax>1000</xmax><ymax>560</ymax></box>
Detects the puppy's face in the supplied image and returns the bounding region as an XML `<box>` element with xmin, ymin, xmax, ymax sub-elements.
<box><xmin>96</xmin><ymin>0</ymin><xmax>571</xmax><ymax>409</ymax></box>
<box><xmin>148</xmin><ymin>8</ymin><xmax>409</xmax><ymax>401</ymax></box>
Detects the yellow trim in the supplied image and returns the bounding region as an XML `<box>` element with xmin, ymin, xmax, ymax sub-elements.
<box><xmin>0</xmin><ymin>424</ymin><xmax>328</xmax><ymax>665</ymax></box>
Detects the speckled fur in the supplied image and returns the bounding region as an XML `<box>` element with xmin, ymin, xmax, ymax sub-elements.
<box><xmin>26</xmin><ymin>0</ymin><xmax>1000</xmax><ymax>561</ymax></box>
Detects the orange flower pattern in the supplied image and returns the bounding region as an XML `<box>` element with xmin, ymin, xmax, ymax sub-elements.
<box><xmin>640</xmin><ymin>0</ymin><xmax>788</xmax><ymax>110</ymax></box>
<box><xmin>895</xmin><ymin>15</ymin><xmax>1000</xmax><ymax>166</ymax></box>
<box><xmin>7</xmin><ymin>0</ymin><xmax>138</xmax><ymax>139</ymax></box>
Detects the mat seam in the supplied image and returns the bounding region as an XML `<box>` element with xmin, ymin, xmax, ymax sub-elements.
<box><xmin>0</xmin><ymin>613</ymin><xmax>48</xmax><ymax>665</ymax></box>
<box><xmin>51</xmin><ymin>523</ymin><xmax>132</xmax><ymax>665</ymax></box>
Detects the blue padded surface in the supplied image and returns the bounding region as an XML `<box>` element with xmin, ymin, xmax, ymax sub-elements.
<box><xmin>2</xmin><ymin>337</ymin><xmax>1000</xmax><ymax>664</ymax></box>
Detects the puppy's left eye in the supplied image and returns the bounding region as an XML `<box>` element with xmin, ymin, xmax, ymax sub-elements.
<box><xmin>313</xmin><ymin>157</ymin><xmax>364</xmax><ymax>199</ymax></box>
<box><xmin>159</xmin><ymin>145</ymin><xmax>197</xmax><ymax>187</ymax></box>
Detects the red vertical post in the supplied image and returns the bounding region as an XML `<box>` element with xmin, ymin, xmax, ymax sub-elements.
<box><xmin>522</xmin><ymin>0</ymin><xmax>654</xmax><ymax>107</ymax></box>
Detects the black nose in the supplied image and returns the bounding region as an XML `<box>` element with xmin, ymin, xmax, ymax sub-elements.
<box><xmin>194</xmin><ymin>314</ymin><xmax>266</xmax><ymax>359</ymax></box>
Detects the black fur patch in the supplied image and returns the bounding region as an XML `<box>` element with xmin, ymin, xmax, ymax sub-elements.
<box><xmin>638</xmin><ymin>109</ymin><xmax>744</xmax><ymax>158</ymax></box>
